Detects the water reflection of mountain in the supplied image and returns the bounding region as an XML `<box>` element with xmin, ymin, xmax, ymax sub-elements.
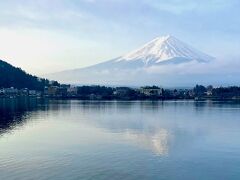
<box><xmin>124</xmin><ymin>128</ymin><xmax>171</xmax><ymax>155</ymax></box>
<box><xmin>69</xmin><ymin>100</ymin><xmax>240</xmax><ymax>155</ymax></box>
<box><xmin>1</xmin><ymin>99</ymin><xmax>239</xmax><ymax>156</ymax></box>
<box><xmin>72</xmin><ymin>101</ymin><xmax>212</xmax><ymax>156</ymax></box>
<box><xmin>0</xmin><ymin>97</ymin><xmax>41</xmax><ymax>135</ymax></box>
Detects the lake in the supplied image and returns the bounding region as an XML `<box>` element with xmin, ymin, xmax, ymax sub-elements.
<box><xmin>0</xmin><ymin>98</ymin><xmax>240</xmax><ymax>180</ymax></box>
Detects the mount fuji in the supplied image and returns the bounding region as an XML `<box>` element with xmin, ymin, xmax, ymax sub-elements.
<box><xmin>47</xmin><ymin>35</ymin><xmax>237</xmax><ymax>86</ymax></box>
<box><xmin>100</xmin><ymin>35</ymin><xmax>214</xmax><ymax>69</ymax></box>
<box><xmin>75</xmin><ymin>35</ymin><xmax>214</xmax><ymax>71</ymax></box>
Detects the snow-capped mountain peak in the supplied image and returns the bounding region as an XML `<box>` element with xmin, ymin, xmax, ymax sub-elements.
<box><xmin>117</xmin><ymin>35</ymin><xmax>214</xmax><ymax>65</ymax></box>
<box><xmin>46</xmin><ymin>35</ymin><xmax>218</xmax><ymax>86</ymax></box>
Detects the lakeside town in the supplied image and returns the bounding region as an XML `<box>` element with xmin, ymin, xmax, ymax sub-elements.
<box><xmin>1</xmin><ymin>83</ymin><xmax>240</xmax><ymax>100</ymax></box>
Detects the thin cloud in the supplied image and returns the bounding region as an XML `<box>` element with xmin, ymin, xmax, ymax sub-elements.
<box><xmin>143</xmin><ymin>0</ymin><xmax>238</xmax><ymax>14</ymax></box>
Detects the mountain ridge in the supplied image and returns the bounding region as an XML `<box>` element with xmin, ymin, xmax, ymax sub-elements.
<box><xmin>55</xmin><ymin>35</ymin><xmax>214</xmax><ymax>73</ymax></box>
<box><xmin>46</xmin><ymin>35</ymin><xmax>220</xmax><ymax>86</ymax></box>
<box><xmin>116</xmin><ymin>35</ymin><xmax>214</xmax><ymax>66</ymax></box>
<box><xmin>0</xmin><ymin>59</ymin><xmax>57</xmax><ymax>90</ymax></box>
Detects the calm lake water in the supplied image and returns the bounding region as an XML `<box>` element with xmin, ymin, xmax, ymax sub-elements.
<box><xmin>0</xmin><ymin>98</ymin><xmax>240</xmax><ymax>180</ymax></box>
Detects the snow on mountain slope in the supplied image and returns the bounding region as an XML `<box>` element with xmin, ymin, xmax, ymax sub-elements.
<box><xmin>81</xmin><ymin>35</ymin><xmax>214</xmax><ymax>71</ymax></box>
<box><xmin>46</xmin><ymin>35</ymin><xmax>218</xmax><ymax>85</ymax></box>
<box><xmin>115</xmin><ymin>35</ymin><xmax>214</xmax><ymax>66</ymax></box>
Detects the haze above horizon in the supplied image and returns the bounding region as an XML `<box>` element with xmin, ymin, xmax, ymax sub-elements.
<box><xmin>0</xmin><ymin>0</ymin><xmax>239</xmax><ymax>75</ymax></box>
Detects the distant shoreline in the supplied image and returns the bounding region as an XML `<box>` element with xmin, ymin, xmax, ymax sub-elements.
<box><xmin>1</xmin><ymin>95</ymin><xmax>240</xmax><ymax>102</ymax></box>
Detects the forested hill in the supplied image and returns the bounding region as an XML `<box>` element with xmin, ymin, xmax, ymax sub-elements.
<box><xmin>0</xmin><ymin>59</ymin><xmax>57</xmax><ymax>90</ymax></box>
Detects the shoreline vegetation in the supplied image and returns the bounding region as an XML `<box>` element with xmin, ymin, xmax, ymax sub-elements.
<box><xmin>1</xmin><ymin>59</ymin><xmax>240</xmax><ymax>101</ymax></box>
<box><xmin>1</xmin><ymin>85</ymin><xmax>240</xmax><ymax>101</ymax></box>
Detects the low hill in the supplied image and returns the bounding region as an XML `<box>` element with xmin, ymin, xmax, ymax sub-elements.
<box><xmin>0</xmin><ymin>60</ymin><xmax>57</xmax><ymax>90</ymax></box>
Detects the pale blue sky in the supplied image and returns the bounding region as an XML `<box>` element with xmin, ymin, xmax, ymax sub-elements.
<box><xmin>0</xmin><ymin>0</ymin><xmax>239</xmax><ymax>74</ymax></box>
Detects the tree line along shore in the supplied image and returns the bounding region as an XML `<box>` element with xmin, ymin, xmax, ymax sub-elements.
<box><xmin>1</xmin><ymin>84</ymin><xmax>240</xmax><ymax>101</ymax></box>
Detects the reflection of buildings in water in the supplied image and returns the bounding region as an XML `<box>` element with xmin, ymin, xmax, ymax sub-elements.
<box><xmin>124</xmin><ymin>128</ymin><xmax>171</xmax><ymax>156</ymax></box>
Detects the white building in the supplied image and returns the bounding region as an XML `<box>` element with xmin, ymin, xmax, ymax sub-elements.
<box><xmin>140</xmin><ymin>87</ymin><xmax>163</xmax><ymax>96</ymax></box>
<box><xmin>4</xmin><ymin>87</ymin><xmax>18</xmax><ymax>95</ymax></box>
